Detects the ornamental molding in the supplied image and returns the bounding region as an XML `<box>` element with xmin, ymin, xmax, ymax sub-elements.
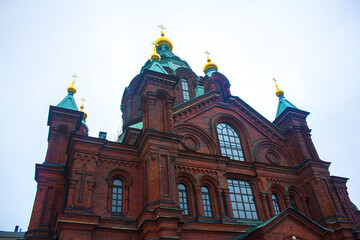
<box><xmin>172</xmin><ymin>92</ymin><xmax>219</xmax><ymax>123</ymax></box>
<box><xmin>227</xmin><ymin>97</ymin><xmax>287</xmax><ymax>143</ymax></box>
<box><xmin>98</xmin><ymin>158</ymin><xmax>139</xmax><ymax>168</ymax></box>
<box><xmin>175</xmin><ymin>165</ymin><xmax>218</xmax><ymax>177</ymax></box>
<box><xmin>265</xmin><ymin>177</ymin><xmax>303</xmax><ymax>186</ymax></box>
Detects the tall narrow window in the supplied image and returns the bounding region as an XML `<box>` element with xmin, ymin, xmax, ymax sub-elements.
<box><xmin>182</xmin><ymin>78</ymin><xmax>190</xmax><ymax>102</ymax></box>
<box><xmin>201</xmin><ymin>186</ymin><xmax>212</xmax><ymax>217</ymax></box>
<box><xmin>112</xmin><ymin>179</ymin><xmax>123</xmax><ymax>213</ymax></box>
<box><xmin>178</xmin><ymin>184</ymin><xmax>189</xmax><ymax>215</ymax></box>
<box><xmin>217</xmin><ymin>123</ymin><xmax>244</xmax><ymax>161</ymax></box>
<box><xmin>227</xmin><ymin>179</ymin><xmax>258</xmax><ymax>219</ymax></box>
<box><xmin>272</xmin><ymin>194</ymin><xmax>281</xmax><ymax>214</ymax></box>
<box><xmin>290</xmin><ymin>195</ymin><xmax>298</xmax><ymax>210</ymax></box>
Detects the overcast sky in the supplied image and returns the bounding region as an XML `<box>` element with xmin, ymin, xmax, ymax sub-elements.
<box><xmin>0</xmin><ymin>0</ymin><xmax>359</xmax><ymax>232</ymax></box>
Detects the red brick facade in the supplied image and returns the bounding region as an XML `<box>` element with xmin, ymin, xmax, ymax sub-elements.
<box><xmin>26</xmin><ymin>44</ymin><xmax>360</xmax><ymax>239</ymax></box>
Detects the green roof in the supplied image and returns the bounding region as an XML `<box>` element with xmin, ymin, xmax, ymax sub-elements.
<box><xmin>56</xmin><ymin>91</ymin><xmax>78</xmax><ymax>111</ymax></box>
<box><xmin>147</xmin><ymin>61</ymin><xmax>169</xmax><ymax>75</ymax></box>
<box><xmin>141</xmin><ymin>45</ymin><xmax>192</xmax><ymax>73</ymax></box>
<box><xmin>275</xmin><ymin>94</ymin><xmax>298</xmax><ymax>118</ymax></box>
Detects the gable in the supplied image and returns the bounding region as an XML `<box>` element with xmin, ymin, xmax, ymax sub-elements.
<box><xmin>236</xmin><ymin>208</ymin><xmax>332</xmax><ymax>240</ymax></box>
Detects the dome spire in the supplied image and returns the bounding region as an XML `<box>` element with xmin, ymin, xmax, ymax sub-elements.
<box><xmin>273</xmin><ymin>77</ymin><xmax>284</xmax><ymax>97</ymax></box>
<box><xmin>56</xmin><ymin>74</ymin><xmax>79</xmax><ymax>111</ymax></box>
<box><xmin>273</xmin><ymin>77</ymin><xmax>298</xmax><ymax>118</ymax></box>
<box><xmin>203</xmin><ymin>50</ymin><xmax>218</xmax><ymax>75</ymax></box>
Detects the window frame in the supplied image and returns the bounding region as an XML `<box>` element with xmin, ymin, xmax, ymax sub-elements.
<box><xmin>111</xmin><ymin>179</ymin><xmax>123</xmax><ymax>213</ymax></box>
<box><xmin>201</xmin><ymin>186</ymin><xmax>213</xmax><ymax>218</ymax></box>
<box><xmin>106</xmin><ymin>168</ymin><xmax>132</xmax><ymax>216</ymax></box>
<box><xmin>217</xmin><ymin>122</ymin><xmax>245</xmax><ymax>161</ymax></box>
<box><xmin>227</xmin><ymin>179</ymin><xmax>258</xmax><ymax>220</ymax></box>
<box><xmin>181</xmin><ymin>78</ymin><xmax>190</xmax><ymax>102</ymax></box>
<box><xmin>178</xmin><ymin>183</ymin><xmax>189</xmax><ymax>215</ymax></box>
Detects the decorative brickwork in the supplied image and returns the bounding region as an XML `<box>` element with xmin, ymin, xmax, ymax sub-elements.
<box><xmin>26</xmin><ymin>39</ymin><xmax>360</xmax><ymax>239</ymax></box>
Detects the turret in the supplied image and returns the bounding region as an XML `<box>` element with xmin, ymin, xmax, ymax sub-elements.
<box><xmin>272</xmin><ymin>78</ymin><xmax>319</xmax><ymax>162</ymax></box>
<box><xmin>45</xmin><ymin>74</ymin><xmax>87</xmax><ymax>164</ymax></box>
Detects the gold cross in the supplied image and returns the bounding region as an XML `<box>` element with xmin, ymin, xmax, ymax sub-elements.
<box><xmin>81</xmin><ymin>97</ymin><xmax>86</xmax><ymax>103</ymax></box>
<box><xmin>70</xmin><ymin>73</ymin><xmax>78</xmax><ymax>87</ymax></box>
<box><xmin>205</xmin><ymin>50</ymin><xmax>210</xmax><ymax>59</ymax></box>
<box><xmin>158</xmin><ymin>24</ymin><xmax>166</xmax><ymax>34</ymax></box>
<box><xmin>273</xmin><ymin>77</ymin><xmax>278</xmax><ymax>86</ymax></box>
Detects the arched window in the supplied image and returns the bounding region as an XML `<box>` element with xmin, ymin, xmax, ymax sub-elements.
<box><xmin>201</xmin><ymin>186</ymin><xmax>212</xmax><ymax>217</ymax></box>
<box><xmin>227</xmin><ymin>179</ymin><xmax>258</xmax><ymax>219</ymax></box>
<box><xmin>272</xmin><ymin>194</ymin><xmax>281</xmax><ymax>215</ymax></box>
<box><xmin>217</xmin><ymin>123</ymin><xmax>244</xmax><ymax>161</ymax></box>
<box><xmin>178</xmin><ymin>184</ymin><xmax>189</xmax><ymax>215</ymax></box>
<box><xmin>112</xmin><ymin>179</ymin><xmax>123</xmax><ymax>213</ymax></box>
<box><xmin>181</xmin><ymin>78</ymin><xmax>190</xmax><ymax>102</ymax></box>
<box><xmin>290</xmin><ymin>194</ymin><xmax>298</xmax><ymax>210</ymax></box>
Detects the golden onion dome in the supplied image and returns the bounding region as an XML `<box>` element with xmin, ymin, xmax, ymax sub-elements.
<box><xmin>67</xmin><ymin>80</ymin><xmax>77</xmax><ymax>94</ymax></box>
<box><xmin>150</xmin><ymin>42</ymin><xmax>161</xmax><ymax>62</ymax></box>
<box><xmin>155</xmin><ymin>32</ymin><xmax>173</xmax><ymax>51</ymax></box>
<box><xmin>203</xmin><ymin>58</ymin><xmax>218</xmax><ymax>73</ymax></box>
<box><xmin>150</xmin><ymin>52</ymin><xmax>161</xmax><ymax>61</ymax></box>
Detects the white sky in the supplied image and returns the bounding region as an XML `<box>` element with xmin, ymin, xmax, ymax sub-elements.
<box><xmin>0</xmin><ymin>0</ymin><xmax>359</xmax><ymax>232</ymax></box>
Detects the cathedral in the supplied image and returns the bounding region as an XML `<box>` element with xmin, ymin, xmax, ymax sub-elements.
<box><xmin>26</xmin><ymin>28</ymin><xmax>360</xmax><ymax>239</ymax></box>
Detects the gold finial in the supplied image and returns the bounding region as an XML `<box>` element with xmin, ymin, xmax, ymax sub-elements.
<box><xmin>158</xmin><ymin>24</ymin><xmax>166</xmax><ymax>37</ymax></box>
<box><xmin>80</xmin><ymin>97</ymin><xmax>86</xmax><ymax>111</ymax></box>
<box><xmin>205</xmin><ymin>50</ymin><xmax>211</xmax><ymax>62</ymax></box>
<box><xmin>80</xmin><ymin>97</ymin><xmax>87</xmax><ymax>120</ymax></box>
<box><xmin>67</xmin><ymin>73</ymin><xmax>78</xmax><ymax>94</ymax></box>
<box><xmin>203</xmin><ymin>50</ymin><xmax>218</xmax><ymax>73</ymax></box>
<box><xmin>150</xmin><ymin>42</ymin><xmax>161</xmax><ymax>61</ymax></box>
<box><xmin>273</xmin><ymin>77</ymin><xmax>284</xmax><ymax>97</ymax></box>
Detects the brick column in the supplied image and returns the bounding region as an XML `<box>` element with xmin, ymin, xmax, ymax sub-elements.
<box><xmin>194</xmin><ymin>185</ymin><xmax>203</xmax><ymax>217</ymax></box>
<box><xmin>216</xmin><ymin>189</ymin><xmax>226</xmax><ymax>218</ymax></box>
<box><xmin>86</xmin><ymin>181</ymin><xmax>96</xmax><ymax>209</ymax></box>
<box><xmin>267</xmin><ymin>193</ymin><xmax>276</xmax><ymax>217</ymax></box>
<box><xmin>66</xmin><ymin>179</ymin><xmax>78</xmax><ymax>207</ymax></box>
<box><xmin>260</xmin><ymin>192</ymin><xmax>271</xmax><ymax>219</ymax></box>
<box><xmin>284</xmin><ymin>194</ymin><xmax>291</xmax><ymax>208</ymax></box>
<box><xmin>301</xmin><ymin>197</ymin><xmax>311</xmax><ymax>217</ymax></box>
<box><xmin>223</xmin><ymin>189</ymin><xmax>234</xmax><ymax>218</ymax></box>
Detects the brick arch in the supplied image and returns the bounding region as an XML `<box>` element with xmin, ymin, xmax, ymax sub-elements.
<box><xmin>176</xmin><ymin>172</ymin><xmax>196</xmax><ymax>217</ymax></box>
<box><xmin>197</xmin><ymin>174</ymin><xmax>219</xmax><ymax>188</ymax></box>
<box><xmin>210</xmin><ymin>113</ymin><xmax>252</xmax><ymax>162</ymax></box>
<box><xmin>269</xmin><ymin>183</ymin><xmax>287</xmax><ymax>212</ymax></box>
<box><xmin>253</xmin><ymin>140</ymin><xmax>295</xmax><ymax>166</ymax></box>
<box><xmin>286</xmin><ymin>185</ymin><xmax>305</xmax><ymax>214</ymax></box>
<box><xmin>106</xmin><ymin>168</ymin><xmax>133</xmax><ymax>186</ymax></box>
<box><xmin>197</xmin><ymin>174</ymin><xmax>220</xmax><ymax>219</ymax></box>
<box><xmin>173</xmin><ymin>123</ymin><xmax>218</xmax><ymax>155</ymax></box>
<box><xmin>176</xmin><ymin>171</ymin><xmax>197</xmax><ymax>185</ymax></box>
<box><xmin>269</xmin><ymin>183</ymin><xmax>286</xmax><ymax>195</ymax></box>
<box><xmin>105</xmin><ymin>168</ymin><xmax>133</xmax><ymax>214</ymax></box>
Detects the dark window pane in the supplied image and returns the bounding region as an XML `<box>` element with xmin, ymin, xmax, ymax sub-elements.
<box><xmin>182</xmin><ymin>79</ymin><xmax>190</xmax><ymax>102</ymax></box>
<box><xmin>217</xmin><ymin>123</ymin><xmax>244</xmax><ymax>161</ymax></box>
<box><xmin>178</xmin><ymin>184</ymin><xmax>189</xmax><ymax>215</ymax></box>
<box><xmin>228</xmin><ymin>179</ymin><xmax>258</xmax><ymax>219</ymax></box>
<box><xmin>201</xmin><ymin>186</ymin><xmax>212</xmax><ymax>217</ymax></box>
<box><xmin>272</xmin><ymin>194</ymin><xmax>281</xmax><ymax>214</ymax></box>
<box><xmin>112</xmin><ymin>179</ymin><xmax>123</xmax><ymax>213</ymax></box>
